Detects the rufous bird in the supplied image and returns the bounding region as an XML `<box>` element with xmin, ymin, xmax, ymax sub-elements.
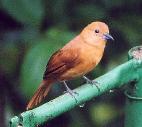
<box><xmin>27</xmin><ymin>21</ymin><xmax>114</xmax><ymax>110</ymax></box>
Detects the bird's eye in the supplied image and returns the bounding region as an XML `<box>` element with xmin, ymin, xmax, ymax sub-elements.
<box><xmin>95</xmin><ymin>29</ymin><xmax>99</xmax><ymax>33</ymax></box>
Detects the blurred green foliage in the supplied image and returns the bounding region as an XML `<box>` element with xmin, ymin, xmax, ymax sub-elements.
<box><xmin>90</xmin><ymin>102</ymin><xmax>122</xmax><ymax>126</ymax></box>
<box><xmin>1</xmin><ymin>0</ymin><xmax>44</xmax><ymax>27</ymax></box>
<box><xmin>0</xmin><ymin>0</ymin><xmax>141</xmax><ymax>127</ymax></box>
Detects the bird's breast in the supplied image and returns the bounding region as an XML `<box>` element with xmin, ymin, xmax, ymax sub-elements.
<box><xmin>81</xmin><ymin>44</ymin><xmax>104</xmax><ymax>65</ymax></box>
<box><xmin>60</xmin><ymin>45</ymin><xmax>104</xmax><ymax>80</ymax></box>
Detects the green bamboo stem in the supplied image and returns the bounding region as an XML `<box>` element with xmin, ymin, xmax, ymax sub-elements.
<box><xmin>9</xmin><ymin>47</ymin><xmax>142</xmax><ymax>127</ymax></box>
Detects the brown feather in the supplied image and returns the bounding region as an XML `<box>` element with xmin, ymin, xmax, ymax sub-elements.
<box><xmin>26</xmin><ymin>80</ymin><xmax>53</xmax><ymax>110</ymax></box>
<box><xmin>43</xmin><ymin>48</ymin><xmax>81</xmax><ymax>80</ymax></box>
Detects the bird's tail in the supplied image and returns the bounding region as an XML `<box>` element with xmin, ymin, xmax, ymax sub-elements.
<box><xmin>26</xmin><ymin>80</ymin><xmax>53</xmax><ymax>110</ymax></box>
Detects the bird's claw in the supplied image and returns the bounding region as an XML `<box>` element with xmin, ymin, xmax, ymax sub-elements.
<box><xmin>63</xmin><ymin>81</ymin><xmax>79</xmax><ymax>102</ymax></box>
<box><xmin>83</xmin><ymin>76</ymin><xmax>100</xmax><ymax>91</ymax></box>
<box><xmin>64</xmin><ymin>90</ymin><xmax>78</xmax><ymax>102</ymax></box>
<box><xmin>87</xmin><ymin>80</ymin><xmax>101</xmax><ymax>91</ymax></box>
<box><xmin>63</xmin><ymin>90</ymin><xmax>79</xmax><ymax>96</ymax></box>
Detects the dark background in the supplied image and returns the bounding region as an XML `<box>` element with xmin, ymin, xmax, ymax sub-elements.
<box><xmin>0</xmin><ymin>0</ymin><xmax>142</xmax><ymax>127</ymax></box>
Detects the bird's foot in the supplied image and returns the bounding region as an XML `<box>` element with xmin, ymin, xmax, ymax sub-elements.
<box><xmin>64</xmin><ymin>89</ymin><xmax>78</xmax><ymax>96</ymax></box>
<box><xmin>83</xmin><ymin>76</ymin><xmax>100</xmax><ymax>91</ymax></box>
<box><xmin>63</xmin><ymin>81</ymin><xmax>79</xmax><ymax>102</ymax></box>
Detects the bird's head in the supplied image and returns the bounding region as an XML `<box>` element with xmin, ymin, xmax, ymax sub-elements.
<box><xmin>80</xmin><ymin>21</ymin><xmax>114</xmax><ymax>48</ymax></box>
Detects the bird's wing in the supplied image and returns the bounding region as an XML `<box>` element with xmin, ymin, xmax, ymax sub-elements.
<box><xmin>43</xmin><ymin>48</ymin><xmax>81</xmax><ymax>79</ymax></box>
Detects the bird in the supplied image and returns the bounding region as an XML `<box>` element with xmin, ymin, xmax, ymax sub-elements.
<box><xmin>27</xmin><ymin>21</ymin><xmax>114</xmax><ymax>110</ymax></box>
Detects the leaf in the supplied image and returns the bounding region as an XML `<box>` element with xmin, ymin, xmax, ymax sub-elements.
<box><xmin>75</xmin><ymin>4</ymin><xmax>106</xmax><ymax>24</ymax></box>
<box><xmin>111</xmin><ymin>15</ymin><xmax>142</xmax><ymax>46</ymax></box>
<box><xmin>1</xmin><ymin>0</ymin><xmax>45</xmax><ymax>27</ymax></box>
<box><xmin>90</xmin><ymin>103</ymin><xmax>121</xmax><ymax>126</ymax></box>
<box><xmin>0</xmin><ymin>43</ymin><xmax>19</xmax><ymax>74</ymax></box>
<box><xmin>102</xmin><ymin>0</ymin><xmax>124</xmax><ymax>8</ymax></box>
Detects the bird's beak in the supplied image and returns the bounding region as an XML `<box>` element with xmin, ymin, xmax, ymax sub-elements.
<box><xmin>103</xmin><ymin>33</ymin><xmax>114</xmax><ymax>41</ymax></box>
